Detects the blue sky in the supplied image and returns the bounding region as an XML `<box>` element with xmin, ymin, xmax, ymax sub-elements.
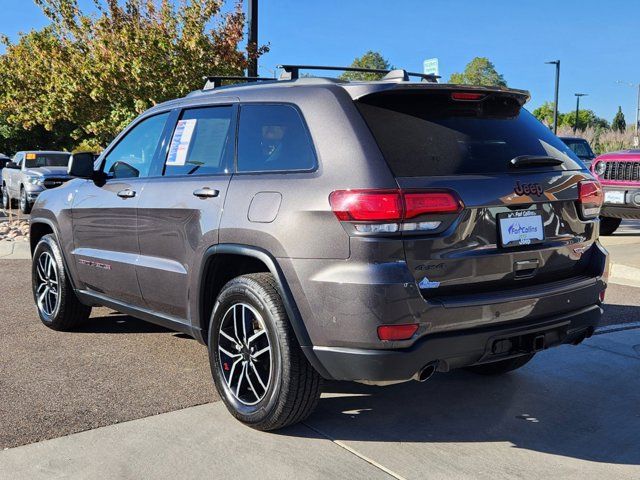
<box><xmin>1</xmin><ymin>0</ymin><xmax>639</xmax><ymax>123</ymax></box>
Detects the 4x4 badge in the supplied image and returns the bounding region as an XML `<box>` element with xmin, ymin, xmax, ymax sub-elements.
<box><xmin>514</xmin><ymin>181</ymin><xmax>543</xmax><ymax>197</ymax></box>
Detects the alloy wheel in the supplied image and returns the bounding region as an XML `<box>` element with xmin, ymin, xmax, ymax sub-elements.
<box><xmin>218</xmin><ymin>303</ymin><xmax>272</xmax><ymax>406</ymax></box>
<box><xmin>35</xmin><ymin>251</ymin><xmax>59</xmax><ymax>316</ymax></box>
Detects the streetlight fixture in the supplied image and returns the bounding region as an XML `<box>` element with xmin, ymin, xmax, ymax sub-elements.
<box><xmin>616</xmin><ymin>81</ymin><xmax>640</xmax><ymax>147</ymax></box>
<box><xmin>574</xmin><ymin>93</ymin><xmax>588</xmax><ymax>134</ymax></box>
<box><xmin>545</xmin><ymin>60</ymin><xmax>560</xmax><ymax>134</ymax></box>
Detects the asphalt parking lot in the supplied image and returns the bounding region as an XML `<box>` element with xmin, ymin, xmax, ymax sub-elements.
<box><xmin>1</xmin><ymin>253</ymin><xmax>639</xmax><ymax>451</ymax></box>
<box><xmin>0</xmin><ymin>260</ymin><xmax>216</xmax><ymax>450</ymax></box>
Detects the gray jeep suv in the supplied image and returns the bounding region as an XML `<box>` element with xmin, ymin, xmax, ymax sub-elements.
<box><xmin>29</xmin><ymin>65</ymin><xmax>609</xmax><ymax>430</ymax></box>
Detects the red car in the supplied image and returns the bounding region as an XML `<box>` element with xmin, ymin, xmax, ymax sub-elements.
<box><xmin>590</xmin><ymin>149</ymin><xmax>640</xmax><ymax>234</ymax></box>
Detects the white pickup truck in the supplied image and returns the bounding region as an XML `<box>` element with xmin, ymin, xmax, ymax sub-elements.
<box><xmin>1</xmin><ymin>151</ymin><xmax>71</xmax><ymax>213</ymax></box>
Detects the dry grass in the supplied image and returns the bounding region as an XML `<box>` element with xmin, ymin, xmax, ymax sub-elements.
<box><xmin>557</xmin><ymin>126</ymin><xmax>638</xmax><ymax>154</ymax></box>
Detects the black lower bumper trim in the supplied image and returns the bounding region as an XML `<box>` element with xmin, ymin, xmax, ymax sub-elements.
<box><xmin>308</xmin><ymin>304</ymin><xmax>602</xmax><ymax>382</ymax></box>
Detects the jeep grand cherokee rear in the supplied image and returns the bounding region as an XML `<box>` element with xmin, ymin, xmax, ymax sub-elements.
<box><xmin>303</xmin><ymin>85</ymin><xmax>608</xmax><ymax>383</ymax></box>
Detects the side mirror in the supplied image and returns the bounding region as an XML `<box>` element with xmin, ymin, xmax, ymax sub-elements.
<box><xmin>5</xmin><ymin>161</ymin><xmax>19</xmax><ymax>170</ymax></box>
<box><xmin>68</xmin><ymin>152</ymin><xmax>95</xmax><ymax>178</ymax></box>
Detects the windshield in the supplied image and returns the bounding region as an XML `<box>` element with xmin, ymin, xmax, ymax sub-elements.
<box><xmin>356</xmin><ymin>91</ymin><xmax>583</xmax><ymax>176</ymax></box>
<box><xmin>561</xmin><ymin>139</ymin><xmax>595</xmax><ymax>159</ymax></box>
<box><xmin>25</xmin><ymin>153</ymin><xmax>71</xmax><ymax>169</ymax></box>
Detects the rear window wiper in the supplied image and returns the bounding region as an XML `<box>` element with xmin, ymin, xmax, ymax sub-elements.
<box><xmin>509</xmin><ymin>155</ymin><xmax>564</xmax><ymax>168</ymax></box>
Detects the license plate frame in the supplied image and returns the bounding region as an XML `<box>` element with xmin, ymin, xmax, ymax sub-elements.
<box><xmin>604</xmin><ymin>190</ymin><xmax>625</xmax><ymax>205</ymax></box>
<box><xmin>498</xmin><ymin>210</ymin><xmax>545</xmax><ymax>248</ymax></box>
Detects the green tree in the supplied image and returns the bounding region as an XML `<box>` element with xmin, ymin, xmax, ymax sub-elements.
<box><xmin>612</xmin><ymin>106</ymin><xmax>626</xmax><ymax>132</ymax></box>
<box><xmin>559</xmin><ymin>109</ymin><xmax>609</xmax><ymax>131</ymax></box>
<box><xmin>339</xmin><ymin>51</ymin><xmax>392</xmax><ymax>81</ymax></box>
<box><xmin>532</xmin><ymin>101</ymin><xmax>556</xmax><ymax>127</ymax></box>
<box><xmin>0</xmin><ymin>0</ymin><xmax>265</xmax><ymax>150</ymax></box>
<box><xmin>449</xmin><ymin>57</ymin><xmax>507</xmax><ymax>87</ymax></box>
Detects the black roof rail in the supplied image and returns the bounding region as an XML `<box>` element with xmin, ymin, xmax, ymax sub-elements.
<box><xmin>203</xmin><ymin>75</ymin><xmax>274</xmax><ymax>90</ymax></box>
<box><xmin>277</xmin><ymin>64</ymin><xmax>440</xmax><ymax>82</ymax></box>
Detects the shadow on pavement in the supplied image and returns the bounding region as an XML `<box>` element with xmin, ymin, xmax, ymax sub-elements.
<box><xmin>75</xmin><ymin>313</ymin><xmax>172</xmax><ymax>334</ymax></box>
<box><xmin>283</xmin><ymin>343</ymin><xmax>640</xmax><ymax>467</ymax></box>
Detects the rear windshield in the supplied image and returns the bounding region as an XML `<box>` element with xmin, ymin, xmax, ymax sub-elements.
<box><xmin>25</xmin><ymin>153</ymin><xmax>70</xmax><ymax>168</ymax></box>
<box><xmin>356</xmin><ymin>92</ymin><xmax>583</xmax><ymax>177</ymax></box>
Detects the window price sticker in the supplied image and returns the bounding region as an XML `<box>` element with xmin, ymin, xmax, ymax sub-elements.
<box><xmin>166</xmin><ymin>119</ymin><xmax>197</xmax><ymax>166</ymax></box>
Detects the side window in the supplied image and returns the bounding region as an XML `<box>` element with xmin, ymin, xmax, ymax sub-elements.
<box><xmin>163</xmin><ymin>106</ymin><xmax>233</xmax><ymax>176</ymax></box>
<box><xmin>13</xmin><ymin>153</ymin><xmax>24</xmax><ymax>167</ymax></box>
<box><xmin>237</xmin><ymin>104</ymin><xmax>316</xmax><ymax>173</ymax></box>
<box><xmin>103</xmin><ymin>112</ymin><xmax>169</xmax><ymax>179</ymax></box>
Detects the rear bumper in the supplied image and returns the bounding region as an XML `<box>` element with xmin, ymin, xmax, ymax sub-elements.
<box><xmin>307</xmin><ymin>304</ymin><xmax>602</xmax><ymax>382</ymax></box>
<box><xmin>601</xmin><ymin>185</ymin><xmax>640</xmax><ymax>219</ymax></box>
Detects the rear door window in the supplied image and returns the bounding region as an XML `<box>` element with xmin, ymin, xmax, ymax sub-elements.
<box><xmin>356</xmin><ymin>91</ymin><xmax>583</xmax><ymax>177</ymax></box>
<box><xmin>237</xmin><ymin>104</ymin><xmax>316</xmax><ymax>173</ymax></box>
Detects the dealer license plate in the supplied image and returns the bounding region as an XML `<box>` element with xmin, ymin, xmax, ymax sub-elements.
<box><xmin>604</xmin><ymin>190</ymin><xmax>625</xmax><ymax>204</ymax></box>
<box><xmin>498</xmin><ymin>211</ymin><xmax>544</xmax><ymax>247</ymax></box>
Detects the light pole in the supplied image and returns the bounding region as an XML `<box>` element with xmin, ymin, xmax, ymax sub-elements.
<box><xmin>616</xmin><ymin>81</ymin><xmax>640</xmax><ymax>147</ymax></box>
<box><xmin>545</xmin><ymin>60</ymin><xmax>560</xmax><ymax>134</ymax></box>
<box><xmin>574</xmin><ymin>93</ymin><xmax>588</xmax><ymax>134</ymax></box>
<box><xmin>247</xmin><ymin>0</ymin><xmax>258</xmax><ymax>77</ymax></box>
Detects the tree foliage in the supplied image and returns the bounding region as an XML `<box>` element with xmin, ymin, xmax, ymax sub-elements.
<box><xmin>612</xmin><ymin>106</ymin><xmax>626</xmax><ymax>132</ymax></box>
<box><xmin>339</xmin><ymin>51</ymin><xmax>392</xmax><ymax>81</ymax></box>
<box><xmin>532</xmin><ymin>101</ymin><xmax>609</xmax><ymax>131</ymax></box>
<box><xmin>449</xmin><ymin>57</ymin><xmax>507</xmax><ymax>87</ymax></box>
<box><xmin>0</xmin><ymin>0</ymin><xmax>265</xmax><ymax>153</ymax></box>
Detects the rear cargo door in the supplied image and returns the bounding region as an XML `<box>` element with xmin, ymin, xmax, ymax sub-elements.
<box><xmin>356</xmin><ymin>89</ymin><xmax>597</xmax><ymax>299</ymax></box>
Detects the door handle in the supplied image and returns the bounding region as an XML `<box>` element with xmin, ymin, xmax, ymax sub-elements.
<box><xmin>117</xmin><ymin>189</ymin><xmax>136</xmax><ymax>199</ymax></box>
<box><xmin>193</xmin><ymin>188</ymin><xmax>219</xmax><ymax>199</ymax></box>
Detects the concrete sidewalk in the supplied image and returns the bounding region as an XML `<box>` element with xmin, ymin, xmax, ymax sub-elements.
<box><xmin>2</xmin><ymin>328</ymin><xmax>639</xmax><ymax>480</ymax></box>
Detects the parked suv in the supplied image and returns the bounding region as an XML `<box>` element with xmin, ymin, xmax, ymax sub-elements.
<box><xmin>560</xmin><ymin>136</ymin><xmax>597</xmax><ymax>169</ymax></box>
<box><xmin>29</xmin><ymin>66</ymin><xmax>608</xmax><ymax>430</ymax></box>
<box><xmin>591</xmin><ymin>149</ymin><xmax>640</xmax><ymax>234</ymax></box>
<box><xmin>2</xmin><ymin>150</ymin><xmax>71</xmax><ymax>213</ymax></box>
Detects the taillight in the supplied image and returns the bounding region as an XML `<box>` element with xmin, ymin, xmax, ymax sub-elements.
<box><xmin>329</xmin><ymin>190</ymin><xmax>402</xmax><ymax>221</ymax></box>
<box><xmin>404</xmin><ymin>192</ymin><xmax>462</xmax><ymax>218</ymax></box>
<box><xmin>578</xmin><ymin>180</ymin><xmax>603</xmax><ymax>219</ymax></box>
<box><xmin>377</xmin><ymin>323</ymin><xmax>419</xmax><ymax>341</ymax></box>
<box><xmin>330</xmin><ymin>189</ymin><xmax>462</xmax><ymax>233</ymax></box>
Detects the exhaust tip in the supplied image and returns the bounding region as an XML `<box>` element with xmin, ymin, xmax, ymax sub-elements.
<box><xmin>415</xmin><ymin>362</ymin><xmax>437</xmax><ymax>382</ymax></box>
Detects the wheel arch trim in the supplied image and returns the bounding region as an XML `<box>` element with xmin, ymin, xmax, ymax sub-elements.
<box><xmin>197</xmin><ymin>244</ymin><xmax>331</xmax><ymax>378</ymax></box>
<box><xmin>30</xmin><ymin>217</ymin><xmax>78</xmax><ymax>291</ymax></box>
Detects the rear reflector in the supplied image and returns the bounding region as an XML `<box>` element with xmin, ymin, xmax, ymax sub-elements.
<box><xmin>578</xmin><ymin>180</ymin><xmax>603</xmax><ymax>219</ymax></box>
<box><xmin>377</xmin><ymin>323</ymin><xmax>419</xmax><ymax>341</ymax></box>
<box><xmin>330</xmin><ymin>189</ymin><xmax>462</xmax><ymax>222</ymax></box>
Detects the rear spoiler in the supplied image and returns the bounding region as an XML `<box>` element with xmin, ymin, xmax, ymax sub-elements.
<box><xmin>343</xmin><ymin>82</ymin><xmax>531</xmax><ymax>104</ymax></box>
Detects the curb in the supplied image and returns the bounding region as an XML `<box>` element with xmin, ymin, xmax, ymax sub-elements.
<box><xmin>0</xmin><ymin>241</ymin><xmax>30</xmax><ymax>260</ymax></box>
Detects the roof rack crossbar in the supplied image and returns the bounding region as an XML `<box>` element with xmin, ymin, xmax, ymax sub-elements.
<box><xmin>277</xmin><ymin>64</ymin><xmax>440</xmax><ymax>82</ymax></box>
<box><xmin>203</xmin><ymin>75</ymin><xmax>273</xmax><ymax>90</ymax></box>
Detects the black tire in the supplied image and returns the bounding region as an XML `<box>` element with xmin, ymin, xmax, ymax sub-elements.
<box><xmin>20</xmin><ymin>188</ymin><xmax>32</xmax><ymax>214</ymax></box>
<box><xmin>32</xmin><ymin>234</ymin><xmax>91</xmax><ymax>331</ymax></box>
<box><xmin>465</xmin><ymin>353</ymin><xmax>535</xmax><ymax>376</ymax></box>
<box><xmin>208</xmin><ymin>272</ymin><xmax>322</xmax><ymax>431</ymax></box>
<box><xmin>599</xmin><ymin>217</ymin><xmax>621</xmax><ymax>236</ymax></box>
<box><xmin>2</xmin><ymin>185</ymin><xmax>12</xmax><ymax>210</ymax></box>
